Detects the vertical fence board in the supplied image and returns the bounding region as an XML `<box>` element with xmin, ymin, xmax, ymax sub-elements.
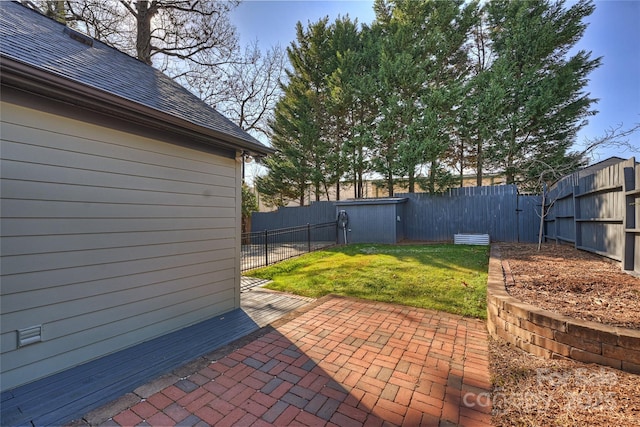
<box><xmin>399</xmin><ymin>185</ymin><xmax>528</xmax><ymax>242</ymax></box>
<box><xmin>623</xmin><ymin>163</ymin><xmax>640</xmax><ymax>271</ymax></box>
<box><xmin>545</xmin><ymin>157</ymin><xmax>638</xmax><ymax>272</ymax></box>
<box><xmin>251</xmin><ymin>201</ymin><xmax>336</xmax><ymax>232</ymax></box>
<box><xmin>518</xmin><ymin>195</ymin><xmax>542</xmax><ymax>243</ymax></box>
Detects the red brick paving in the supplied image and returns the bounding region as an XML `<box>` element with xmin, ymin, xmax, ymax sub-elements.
<box><xmin>97</xmin><ymin>297</ymin><xmax>491</xmax><ymax>426</ymax></box>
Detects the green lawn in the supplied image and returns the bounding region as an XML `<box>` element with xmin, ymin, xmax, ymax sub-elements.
<box><xmin>246</xmin><ymin>243</ymin><xmax>490</xmax><ymax>319</ymax></box>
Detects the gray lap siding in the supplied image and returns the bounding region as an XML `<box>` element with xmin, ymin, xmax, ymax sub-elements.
<box><xmin>0</xmin><ymin>100</ymin><xmax>241</xmax><ymax>391</ymax></box>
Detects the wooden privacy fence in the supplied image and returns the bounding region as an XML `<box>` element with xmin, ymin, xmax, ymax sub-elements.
<box><xmin>399</xmin><ymin>186</ymin><xmax>540</xmax><ymax>243</ymax></box>
<box><xmin>252</xmin><ymin>201</ymin><xmax>337</xmax><ymax>232</ymax></box>
<box><xmin>544</xmin><ymin>157</ymin><xmax>639</xmax><ymax>273</ymax></box>
<box><xmin>252</xmin><ymin>185</ymin><xmax>541</xmax><ymax>244</ymax></box>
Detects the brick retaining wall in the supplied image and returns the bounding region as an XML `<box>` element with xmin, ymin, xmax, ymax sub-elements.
<box><xmin>487</xmin><ymin>246</ymin><xmax>640</xmax><ymax>374</ymax></box>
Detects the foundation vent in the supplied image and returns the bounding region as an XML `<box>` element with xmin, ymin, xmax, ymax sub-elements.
<box><xmin>17</xmin><ymin>325</ymin><xmax>42</xmax><ymax>347</ymax></box>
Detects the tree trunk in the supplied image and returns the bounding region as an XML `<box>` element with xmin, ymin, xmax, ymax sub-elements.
<box><xmin>428</xmin><ymin>160</ymin><xmax>436</xmax><ymax>194</ymax></box>
<box><xmin>387</xmin><ymin>171</ymin><xmax>394</xmax><ymax>197</ymax></box>
<box><xmin>408</xmin><ymin>169</ymin><xmax>415</xmax><ymax>193</ymax></box>
<box><xmin>136</xmin><ymin>1</ymin><xmax>153</xmax><ymax>65</ymax></box>
<box><xmin>459</xmin><ymin>138</ymin><xmax>464</xmax><ymax>187</ymax></box>
<box><xmin>357</xmin><ymin>146</ymin><xmax>363</xmax><ymax>198</ymax></box>
<box><xmin>48</xmin><ymin>1</ymin><xmax>66</xmax><ymax>23</ymax></box>
<box><xmin>476</xmin><ymin>138</ymin><xmax>483</xmax><ymax>186</ymax></box>
<box><xmin>353</xmin><ymin>168</ymin><xmax>358</xmax><ymax>198</ymax></box>
<box><xmin>506</xmin><ymin>153</ymin><xmax>515</xmax><ymax>184</ymax></box>
<box><xmin>538</xmin><ymin>186</ymin><xmax>546</xmax><ymax>251</ymax></box>
<box><xmin>506</xmin><ymin>129</ymin><xmax>516</xmax><ymax>184</ymax></box>
<box><xmin>299</xmin><ymin>184</ymin><xmax>305</xmax><ymax>206</ymax></box>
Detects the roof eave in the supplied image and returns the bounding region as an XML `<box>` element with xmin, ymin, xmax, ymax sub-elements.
<box><xmin>0</xmin><ymin>56</ymin><xmax>275</xmax><ymax>157</ymax></box>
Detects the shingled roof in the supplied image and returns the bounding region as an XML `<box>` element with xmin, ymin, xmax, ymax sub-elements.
<box><xmin>0</xmin><ymin>1</ymin><xmax>272</xmax><ymax>157</ymax></box>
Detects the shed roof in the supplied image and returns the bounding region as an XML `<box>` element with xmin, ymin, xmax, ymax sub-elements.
<box><xmin>0</xmin><ymin>1</ymin><xmax>272</xmax><ymax>157</ymax></box>
<box><xmin>335</xmin><ymin>198</ymin><xmax>408</xmax><ymax>206</ymax></box>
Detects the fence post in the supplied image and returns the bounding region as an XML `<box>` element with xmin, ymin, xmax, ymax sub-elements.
<box><xmin>264</xmin><ymin>229</ymin><xmax>268</xmax><ymax>266</ymax></box>
<box><xmin>307</xmin><ymin>223</ymin><xmax>311</xmax><ymax>253</ymax></box>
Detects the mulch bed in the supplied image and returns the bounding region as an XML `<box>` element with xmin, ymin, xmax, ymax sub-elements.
<box><xmin>497</xmin><ymin>243</ymin><xmax>640</xmax><ymax>329</ymax></box>
<box><xmin>489</xmin><ymin>338</ymin><xmax>640</xmax><ymax>426</ymax></box>
<box><xmin>490</xmin><ymin>243</ymin><xmax>640</xmax><ymax>426</ymax></box>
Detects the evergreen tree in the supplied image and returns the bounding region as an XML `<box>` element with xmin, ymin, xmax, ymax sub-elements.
<box><xmin>331</xmin><ymin>23</ymin><xmax>380</xmax><ymax>198</ymax></box>
<box><xmin>483</xmin><ymin>0</ymin><xmax>600</xmax><ymax>189</ymax></box>
<box><xmin>288</xmin><ymin>19</ymin><xmax>338</xmax><ymax>202</ymax></box>
<box><xmin>257</xmin><ymin>0</ymin><xmax>600</xmax><ymax>201</ymax></box>
<box><xmin>325</xmin><ymin>17</ymin><xmax>363</xmax><ymax>200</ymax></box>
<box><xmin>260</xmin><ymin>17</ymin><xmax>364</xmax><ymax>205</ymax></box>
<box><xmin>258</xmin><ymin>79</ymin><xmax>316</xmax><ymax>207</ymax></box>
<box><xmin>410</xmin><ymin>0</ymin><xmax>477</xmax><ymax>193</ymax></box>
<box><xmin>450</xmin><ymin>2</ymin><xmax>493</xmax><ymax>187</ymax></box>
<box><xmin>369</xmin><ymin>0</ymin><xmax>476</xmax><ymax>194</ymax></box>
<box><xmin>371</xmin><ymin>0</ymin><xmax>420</xmax><ymax>196</ymax></box>
<box><xmin>257</xmin><ymin>19</ymin><xmax>331</xmax><ymax>206</ymax></box>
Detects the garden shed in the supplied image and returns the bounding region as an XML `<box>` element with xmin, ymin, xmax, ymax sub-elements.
<box><xmin>335</xmin><ymin>198</ymin><xmax>408</xmax><ymax>244</ymax></box>
<box><xmin>0</xmin><ymin>2</ymin><xmax>272</xmax><ymax>392</ymax></box>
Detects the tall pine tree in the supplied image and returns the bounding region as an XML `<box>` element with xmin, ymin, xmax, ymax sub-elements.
<box><xmin>257</xmin><ymin>0</ymin><xmax>601</xmax><ymax>204</ymax></box>
<box><xmin>332</xmin><ymin>23</ymin><xmax>380</xmax><ymax>198</ymax></box>
<box><xmin>369</xmin><ymin>0</ymin><xmax>476</xmax><ymax>194</ymax></box>
<box><xmin>483</xmin><ymin>0</ymin><xmax>600</xmax><ymax>189</ymax></box>
<box><xmin>259</xmin><ymin>17</ymin><xmax>362</xmax><ymax>205</ymax></box>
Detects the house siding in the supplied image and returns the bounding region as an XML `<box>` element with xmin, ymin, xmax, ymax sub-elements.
<box><xmin>0</xmin><ymin>100</ymin><xmax>240</xmax><ymax>391</ymax></box>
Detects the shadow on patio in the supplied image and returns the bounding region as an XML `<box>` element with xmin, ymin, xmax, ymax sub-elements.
<box><xmin>0</xmin><ymin>280</ymin><xmax>312</xmax><ymax>427</ymax></box>
<box><xmin>74</xmin><ymin>296</ymin><xmax>492</xmax><ymax>426</ymax></box>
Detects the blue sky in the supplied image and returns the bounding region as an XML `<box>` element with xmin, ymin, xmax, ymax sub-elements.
<box><xmin>232</xmin><ymin>0</ymin><xmax>640</xmax><ymax>165</ymax></box>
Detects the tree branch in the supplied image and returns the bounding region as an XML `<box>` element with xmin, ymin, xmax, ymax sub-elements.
<box><xmin>118</xmin><ymin>0</ymin><xmax>136</xmax><ymax>18</ymax></box>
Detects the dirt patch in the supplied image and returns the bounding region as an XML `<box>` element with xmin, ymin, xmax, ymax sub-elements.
<box><xmin>497</xmin><ymin>243</ymin><xmax>640</xmax><ymax>329</ymax></box>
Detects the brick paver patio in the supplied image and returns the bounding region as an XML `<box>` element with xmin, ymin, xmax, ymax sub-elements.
<box><xmin>84</xmin><ymin>296</ymin><xmax>492</xmax><ymax>426</ymax></box>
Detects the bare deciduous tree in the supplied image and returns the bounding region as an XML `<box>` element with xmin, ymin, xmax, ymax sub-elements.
<box><xmin>28</xmin><ymin>1</ymin><xmax>284</xmax><ymax>137</ymax></box>
<box><xmin>197</xmin><ymin>42</ymin><xmax>286</xmax><ymax>138</ymax></box>
<box><xmin>61</xmin><ymin>0</ymin><xmax>240</xmax><ymax>67</ymax></box>
<box><xmin>535</xmin><ymin>122</ymin><xmax>640</xmax><ymax>250</ymax></box>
